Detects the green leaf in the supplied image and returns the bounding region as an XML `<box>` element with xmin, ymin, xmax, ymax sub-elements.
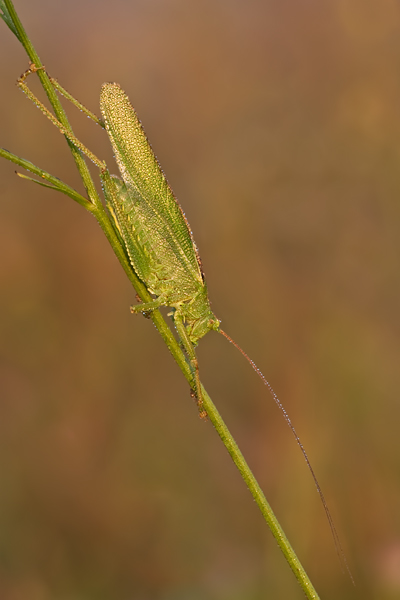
<box><xmin>0</xmin><ymin>0</ymin><xmax>22</xmax><ymax>41</ymax></box>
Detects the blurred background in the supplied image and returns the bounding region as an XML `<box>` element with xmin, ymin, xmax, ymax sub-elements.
<box><xmin>1</xmin><ymin>1</ymin><xmax>400</xmax><ymax>598</ymax></box>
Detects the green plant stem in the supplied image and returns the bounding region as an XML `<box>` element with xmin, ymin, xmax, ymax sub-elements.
<box><xmin>1</xmin><ymin>1</ymin><xmax>321</xmax><ymax>597</ymax></box>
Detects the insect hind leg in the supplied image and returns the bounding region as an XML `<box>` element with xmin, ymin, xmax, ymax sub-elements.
<box><xmin>173</xmin><ymin>313</ymin><xmax>206</xmax><ymax>419</ymax></box>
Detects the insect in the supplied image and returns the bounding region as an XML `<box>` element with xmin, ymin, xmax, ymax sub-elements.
<box><xmin>100</xmin><ymin>82</ymin><xmax>221</xmax><ymax>417</ymax></box>
<box><xmin>14</xmin><ymin>64</ymin><xmax>349</xmax><ymax>577</ymax></box>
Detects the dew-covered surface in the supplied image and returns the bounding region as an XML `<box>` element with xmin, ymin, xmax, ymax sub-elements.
<box><xmin>1</xmin><ymin>1</ymin><xmax>400</xmax><ymax>599</ymax></box>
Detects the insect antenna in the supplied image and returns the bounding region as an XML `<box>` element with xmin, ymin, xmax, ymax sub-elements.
<box><xmin>218</xmin><ymin>328</ymin><xmax>354</xmax><ymax>584</ymax></box>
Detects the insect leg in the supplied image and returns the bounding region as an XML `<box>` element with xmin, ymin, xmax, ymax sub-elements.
<box><xmin>18</xmin><ymin>76</ymin><xmax>105</xmax><ymax>170</ymax></box>
<box><xmin>18</xmin><ymin>64</ymin><xmax>104</xmax><ymax>127</ymax></box>
<box><xmin>130</xmin><ymin>298</ymin><xmax>163</xmax><ymax>314</ymax></box>
<box><xmin>48</xmin><ymin>77</ymin><xmax>104</xmax><ymax>127</ymax></box>
<box><xmin>173</xmin><ymin>313</ymin><xmax>206</xmax><ymax>419</ymax></box>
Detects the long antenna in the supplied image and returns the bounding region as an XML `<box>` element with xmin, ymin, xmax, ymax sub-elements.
<box><xmin>219</xmin><ymin>328</ymin><xmax>354</xmax><ymax>584</ymax></box>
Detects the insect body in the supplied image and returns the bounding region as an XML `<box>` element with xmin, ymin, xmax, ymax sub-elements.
<box><xmin>100</xmin><ymin>84</ymin><xmax>220</xmax><ymax>342</ymax></box>
<box><xmin>100</xmin><ymin>83</ymin><xmax>220</xmax><ymax>410</ymax></box>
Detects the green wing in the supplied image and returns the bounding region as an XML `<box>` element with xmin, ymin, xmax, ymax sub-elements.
<box><xmin>100</xmin><ymin>83</ymin><xmax>204</xmax><ymax>301</ymax></box>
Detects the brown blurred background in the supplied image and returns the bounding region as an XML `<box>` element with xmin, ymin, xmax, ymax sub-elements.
<box><xmin>1</xmin><ymin>1</ymin><xmax>400</xmax><ymax>598</ymax></box>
